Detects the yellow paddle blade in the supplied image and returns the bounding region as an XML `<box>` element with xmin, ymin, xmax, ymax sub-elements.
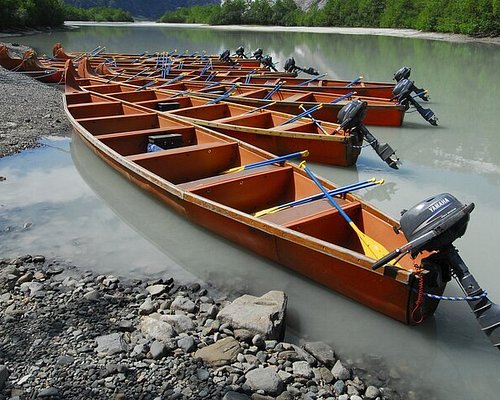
<box><xmin>253</xmin><ymin>205</ymin><xmax>289</xmax><ymax>218</ymax></box>
<box><xmin>349</xmin><ymin>222</ymin><xmax>398</xmax><ymax>265</ymax></box>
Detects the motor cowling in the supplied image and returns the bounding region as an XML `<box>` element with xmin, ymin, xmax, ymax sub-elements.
<box><xmin>284</xmin><ymin>57</ymin><xmax>296</xmax><ymax>73</ymax></box>
<box><xmin>400</xmin><ymin>193</ymin><xmax>474</xmax><ymax>254</ymax></box>
<box><xmin>393</xmin><ymin>66</ymin><xmax>411</xmax><ymax>82</ymax></box>
<box><xmin>337</xmin><ymin>99</ymin><xmax>368</xmax><ymax>131</ymax></box>
<box><xmin>392</xmin><ymin>78</ymin><xmax>414</xmax><ymax>103</ymax></box>
<box><xmin>219</xmin><ymin>49</ymin><xmax>230</xmax><ymax>61</ymax></box>
<box><xmin>235</xmin><ymin>46</ymin><xmax>245</xmax><ymax>58</ymax></box>
<box><xmin>253</xmin><ymin>48</ymin><xmax>263</xmax><ymax>60</ymax></box>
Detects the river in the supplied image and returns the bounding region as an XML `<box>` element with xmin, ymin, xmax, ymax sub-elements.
<box><xmin>1</xmin><ymin>23</ymin><xmax>499</xmax><ymax>399</ymax></box>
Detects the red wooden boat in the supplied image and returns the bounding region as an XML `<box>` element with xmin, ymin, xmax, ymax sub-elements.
<box><xmin>63</xmin><ymin>59</ymin><xmax>500</xmax><ymax>348</ymax></box>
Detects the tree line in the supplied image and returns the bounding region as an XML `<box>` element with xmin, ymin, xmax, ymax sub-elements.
<box><xmin>159</xmin><ymin>0</ymin><xmax>499</xmax><ymax>36</ymax></box>
<box><xmin>0</xmin><ymin>0</ymin><xmax>133</xmax><ymax>31</ymax></box>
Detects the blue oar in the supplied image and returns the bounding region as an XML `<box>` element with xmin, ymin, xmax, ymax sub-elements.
<box><xmin>345</xmin><ymin>76</ymin><xmax>363</xmax><ymax>88</ymax></box>
<box><xmin>279</xmin><ymin>104</ymin><xmax>323</xmax><ymax>126</ymax></box>
<box><xmin>134</xmin><ymin>80</ymin><xmax>158</xmax><ymax>91</ymax></box>
<box><xmin>329</xmin><ymin>92</ymin><xmax>355</xmax><ymax>104</ymax></box>
<box><xmin>125</xmin><ymin>67</ymin><xmax>151</xmax><ymax>82</ymax></box>
<box><xmin>263</xmin><ymin>82</ymin><xmax>285</xmax><ymax>100</ymax></box>
<box><xmin>158</xmin><ymin>74</ymin><xmax>186</xmax><ymax>87</ymax></box>
<box><xmin>300</xmin><ymin>162</ymin><xmax>394</xmax><ymax>261</ymax></box>
<box><xmin>245</xmin><ymin>70</ymin><xmax>256</xmax><ymax>84</ymax></box>
<box><xmin>207</xmin><ymin>84</ymin><xmax>240</xmax><ymax>104</ymax></box>
<box><xmin>299</xmin><ymin>104</ymin><xmax>329</xmax><ymax>135</ymax></box>
<box><xmin>253</xmin><ymin>178</ymin><xmax>383</xmax><ymax>217</ymax></box>
<box><xmin>224</xmin><ymin>150</ymin><xmax>309</xmax><ymax>174</ymax></box>
<box><xmin>297</xmin><ymin>73</ymin><xmax>327</xmax><ymax>87</ymax></box>
<box><xmin>243</xmin><ymin>101</ymin><xmax>277</xmax><ymax>115</ymax></box>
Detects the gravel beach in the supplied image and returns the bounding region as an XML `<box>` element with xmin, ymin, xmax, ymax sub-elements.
<box><xmin>0</xmin><ymin>44</ymin><xmax>414</xmax><ymax>400</ymax></box>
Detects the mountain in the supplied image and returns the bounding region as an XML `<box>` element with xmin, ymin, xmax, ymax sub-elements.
<box><xmin>63</xmin><ymin>1</ymin><xmax>221</xmax><ymax>19</ymax></box>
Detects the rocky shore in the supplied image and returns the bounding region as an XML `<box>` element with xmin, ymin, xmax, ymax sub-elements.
<box><xmin>0</xmin><ymin>255</ymin><xmax>404</xmax><ymax>400</ymax></box>
<box><xmin>0</xmin><ymin>43</ymin><xmax>71</xmax><ymax>158</ymax></box>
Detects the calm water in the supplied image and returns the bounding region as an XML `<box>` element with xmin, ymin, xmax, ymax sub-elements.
<box><xmin>1</xmin><ymin>24</ymin><xmax>500</xmax><ymax>399</ymax></box>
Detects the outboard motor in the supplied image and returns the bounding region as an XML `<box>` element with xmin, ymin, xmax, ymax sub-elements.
<box><xmin>235</xmin><ymin>46</ymin><xmax>247</xmax><ymax>58</ymax></box>
<box><xmin>284</xmin><ymin>57</ymin><xmax>319</xmax><ymax>76</ymax></box>
<box><xmin>219</xmin><ymin>49</ymin><xmax>236</xmax><ymax>65</ymax></box>
<box><xmin>284</xmin><ymin>57</ymin><xmax>296</xmax><ymax>73</ymax></box>
<box><xmin>253</xmin><ymin>48</ymin><xmax>263</xmax><ymax>60</ymax></box>
<box><xmin>393</xmin><ymin>66</ymin><xmax>429</xmax><ymax>101</ymax></box>
<box><xmin>337</xmin><ymin>100</ymin><xmax>400</xmax><ymax>169</ymax></box>
<box><xmin>372</xmin><ymin>194</ymin><xmax>500</xmax><ymax>349</ymax></box>
<box><xmin>261</xmin><ymin>55</ymin><xmax>277</xmax><ymax>71</ymax></box>
<box><xmin>392</xmin><ymin>79</ymin><xmax>438</xmax><ymax>126</ymax></box>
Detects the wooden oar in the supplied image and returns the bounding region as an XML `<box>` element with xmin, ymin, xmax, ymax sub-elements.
<box><xmin>224</xmin><ymin>150</ymin><xmax>309</xmax><ymax>174</ymax></box>
<box><xmin>299</xmin><ymin>161</ymin><xmax>393</xmax><ymax>261</ymax></box>
<box><xmin>253</xmin><ymin>178</ymin><xmax>383</xmax><ymax>217</ymax></box>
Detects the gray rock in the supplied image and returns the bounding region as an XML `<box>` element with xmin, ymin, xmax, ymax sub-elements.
<box><xmin>19</xmin><ymin>281</ymin><xmax>43</xmax><ymax>296</ymax></box>
<box><xmin>217</xmin><ymin>291</ymin><xmax>287</xmax><ymax>340</ymax></box>
<box><xmin>292</xmin><ymin>361</ymin><xmax>313</xmax><ymax>378</ymax></box>
<box><xmin>196</xmin><ymin>368</ymin><xmax>210</xmax><ymax>381</ymax></box>
<box><xmin>304</xmin><ymin>342</ymin><xmax>336</xmax><ymax>367</ymax></box>
<box><xmin>161</xmin><ymin>314</ymin><xmax>194</xmax><ymax>333</ymax></box>
<box><xmin>318</xmin><ymin>366</ymin><xmax>334</xmax><ymax>384</ymax></box>
<box><xmin>331</xmin><ymin>360</ymin><xmax>351</xmax><ymax>380</ymax></box>
<box><xmin>139</xmin><ymin>298</ymin><xmax>156</xmax><ymax>315</ymax></box>
<box><xmin>365</xmin><ymin>385</ymin><xmax>381</xmax><ymax>399</ymax></box>
<box><xmin>194</xmin><ymin>337</ymin><xmax>241</xmax><ymax>366</ymax></box>
<box><xmin>149</xmin><ymin>340</ymin><xmax>166</xmax><ymax>359</ymax></box>
<box><xmin>333</xmin><ymin>380</ymin><xmax>346</xmax><ymax>395</ymax></box>
<box><xmin>83</xmin><ymin>289</ymin><xmax>100</xmax><ymax>301</ymax></box>
<box><xmin>117</xmin><ymin>320</ymin><xmax>134</xmax><ymax>332</ymax></box>
<box><xmin>222</xmin><ymin>391</ymin><xmax>250</xmax><ymax>400</ymax></box>
<box><xmin>171</xmin><ymin>296</ymin><xmax>196</xmax><ymax>313</ymax></box>
<box><xmin>177</xmin><ymin>336</ymin><xmax>196</xmax><ymax>353</ymax></box>
<box><xmin>146</xmin><ymin>284</ymin><xmax>167</xmax><ymax>296</ymax></box>
<box><xmin>350</xmin><ymin>396</ymin><xmax>363</xmax><ymax>400</ymax></box>
<box><xmin>38</xmin><ymin>387</ymin><xmax>59</xmax><ymax>397</ymax></box>
<box><xmin>95</xmin><ymin>333</ymin><xmax>128</xmax><ymax>355</ymax></box>
<box><xmin>140</xmin><ymin>315</ymin><xmax>174</xmax><ymax>341</ymax></box>
<box><xmin>0</xmin><ymin>365</ymin><xmax>8</xmax><ymax>390</ymax></box>
<box><xmin>244</xmin><ymin>367</ymin><xmax>284</xmax><ymax>396</ymax></box>
<box><xmin>56</xmin><ymin>355</ymin><xmax>74</xmax><ymax>365</ymax></box>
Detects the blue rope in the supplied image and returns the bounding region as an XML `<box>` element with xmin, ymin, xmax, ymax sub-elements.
<box><xmin>423</xmin><ymin>291</ymin><xmax>488</xmax><ymax>301</ymax></box>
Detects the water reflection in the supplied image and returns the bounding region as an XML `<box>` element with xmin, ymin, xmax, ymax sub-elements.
<box><xmin>0</xmin><ymin>138</ymin><xmax>199</xmax><ymax>282</ymax></box>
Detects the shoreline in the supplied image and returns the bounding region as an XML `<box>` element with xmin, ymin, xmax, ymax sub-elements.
<box><xmin>1</xmin><ymin>22</ymin><xmax>498</xmax><ymax>45</ymax></box>
<box><xmin>63</xmin><ymin>21</ymin><xmax>500</xmax><ymax>46</ymax></box>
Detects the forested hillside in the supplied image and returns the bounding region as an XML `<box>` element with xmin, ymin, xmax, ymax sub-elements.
<box><xmin>64</xmin><ymin>0</ymin><xmax>219</xmax><ymax>19</ymax></box>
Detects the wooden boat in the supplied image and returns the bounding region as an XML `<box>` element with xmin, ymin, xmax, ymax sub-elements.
<box><xmin>0</xmin><ymin>44</ymin><xmax>64</xmax><ymax>83</ymax></box>
<box><xmin>72</xmin><ymin>59</ymin><xmax>405</xmax><ymax>127</ymax></box>
<box><xmin>62</xmin><ymin>59</ymin><xmax>442</xmax><ymax>325</ymax></box>
<box><xmin>67</xmin><ymin>64</ymin><xmax>402</xmax><ymax>168</ymax></box>
<box><xmin>63</xmin><ymin>59</ymin><xmax>500</xmax><ymax>348</ymax></box>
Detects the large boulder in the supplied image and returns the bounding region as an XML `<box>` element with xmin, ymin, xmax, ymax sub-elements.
<box><xmin>217</xmin><ymin>291</ymin><xmax>287</xmax><ymax>340</ymax></box>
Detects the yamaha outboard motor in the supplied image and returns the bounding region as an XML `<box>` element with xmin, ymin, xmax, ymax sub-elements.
<box><xmin>372</xmin><ymin>194</ymin><xmax>500</xmax><ymax>349</ymax></box>
<box><xmin>235</xmin><ymin>46</ymin><xmax>247</xmax><ymax>58</ymax></box>
<box><xmin>219</xmin><ymin>49</ymin><xmax>236</xmax><ymax>65</ymax></box>
<box><xmin>393</xmin><ymin>66</ymin><xmax>429</xmax><ymax>101</ymax></box>
<box><xmin>392</xmin><ymin>79</ymin><xmax>438</xmax><ymax>126</ymax></box>
<box><xmin>337</xmin><ymin>100</ymin><xmax>400</xmax><ymax>169</ymax></box>
<box><xmin>261</xmin><ymin>55</ymin><xmax>277</xmax><ymax>71</ymax></box>
<box><xmin>253</xmin><ymin>48</ymin><xmax>263</xmax><ymax>60</ymax></box>
<box><xmin>284</xmin><ymin>57</ymin><xmax>319</xmax><ymax>76</ymax></box>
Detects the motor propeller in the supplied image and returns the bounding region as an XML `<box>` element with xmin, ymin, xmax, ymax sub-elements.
<box><xmin>372</xmin><ymin>193</ymin><xmax>500</xmax><ymax>350</ymax></box>
<box><xmin>284</xmin><ymin>57</ymin><xmax>319</xmax><ymax>76</ymax></box>
<box><xmin>392</xmin><ymin>79</ymin><xmax>438</xmax><ymax>126</ymax></box>
<box><xmin>337</xmin><ymin>100</ymin><xmax>400</xmax><ymax>169</ymax></box>
<box><xmin>393</xmin><ymin>66</ymin><xmax>429</xmax><ymax>101</ymax></box>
